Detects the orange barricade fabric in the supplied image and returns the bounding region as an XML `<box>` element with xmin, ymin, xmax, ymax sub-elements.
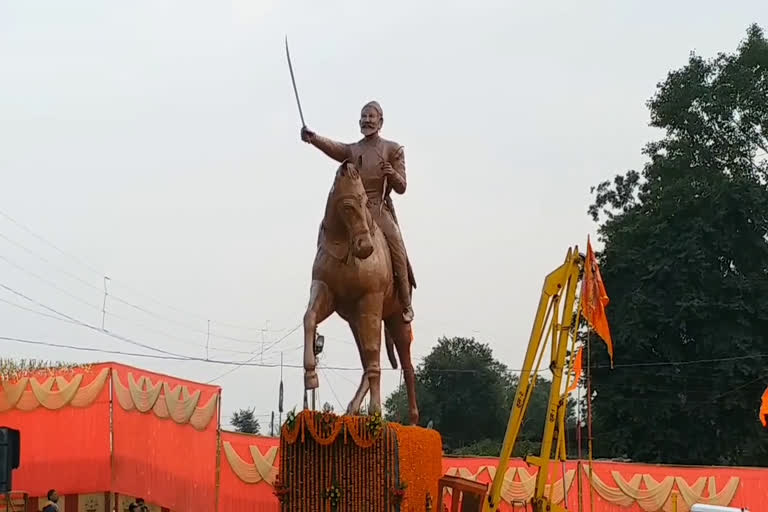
<box><xmin>4</xmin><ymin>360</ymin><xmax>767</xmax><ymax>512</ymax></box>
<box><xmin>0</xmin><ymin>363</ymin><xmax>112</xmax><ymax>497</ymax></box>
<box><xmin>440</xmin><ymin>456</ymin><xmax>766</xmax><ymax>512</ymax></box>
<box><xmin>219</xmin><ymin>431</ymin><xmax>280</xmax><ymax>512</ymax></box>
<box><xmin>110</xmin><ymin>364</ymin><xmax>220</xmax><ymax>512</ymax></box>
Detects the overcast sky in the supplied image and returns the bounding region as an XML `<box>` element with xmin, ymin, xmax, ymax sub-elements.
<box><xmin>1</xmin><ymin>1</ymin><xmax>765</xmax><ymax>431</ymax></box>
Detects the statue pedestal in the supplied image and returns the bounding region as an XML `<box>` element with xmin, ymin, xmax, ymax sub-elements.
<box><xmin>278</xmin><ymin>410</ymin><xmax>442</xmax><ymax>511</ymax></box>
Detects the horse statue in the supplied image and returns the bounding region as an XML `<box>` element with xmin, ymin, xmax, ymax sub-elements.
<box><xmin>302</xmin><ymin>156</ymin><xmax>419</xmax><ymax>425</ymax></box>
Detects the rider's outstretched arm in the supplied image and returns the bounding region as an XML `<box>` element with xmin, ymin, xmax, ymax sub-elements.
<box><xmin>311</xmin><ymin>133</ymin><xmax>351</xmax><ymax>163</ymax></box>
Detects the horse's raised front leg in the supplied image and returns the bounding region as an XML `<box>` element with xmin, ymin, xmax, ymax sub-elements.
<box><xmin>385</xmin><ymin>316</ymin><xmax>419</xmax><ymax>425</ymax></box>
<box><xmin>346</xmin><ymin>321</ymin><xmax>370</xmax><ymax>415</ymax></box>
<box><xmin>303</xmin><ymin>280</ymin><xmax>334</xmax><ymax>393</ymax></box>
<box><xmin>357</xmin><ymin>292</ymin><xmax>384</xmax><ymax>415</ymax></box>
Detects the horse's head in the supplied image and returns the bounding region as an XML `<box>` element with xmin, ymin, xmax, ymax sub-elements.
<box><xmin>326</xmin><ymin>157</ymin><xmax>375</xmax><ymax>260</ymax></box>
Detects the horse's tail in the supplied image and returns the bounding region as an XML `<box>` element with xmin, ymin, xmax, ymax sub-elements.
<box><xmin>385</xmin><ymin>326</ymin><xmax>398</xmax><ymax>369</ymax></box>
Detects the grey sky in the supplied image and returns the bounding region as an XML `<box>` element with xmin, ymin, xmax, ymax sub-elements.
<box><xmin>1</xmin><ymin>1</ymin><xmax>765</xmax><ymax>430</ymax></box>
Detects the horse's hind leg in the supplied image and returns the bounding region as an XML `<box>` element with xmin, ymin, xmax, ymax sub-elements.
<box><xmin>345</xmin><ymin>321</ymin><xmax>370</xmax><ymax>415</ymax></box>
<box><xmin>303</xmin><ymin>280</ymin><xmax>334</xmax><ymax>393</ymax></box>
<box><xmin>385</xmin><ymin>315</ymin><xmax>419</xmax><ymax>425</ymax></box>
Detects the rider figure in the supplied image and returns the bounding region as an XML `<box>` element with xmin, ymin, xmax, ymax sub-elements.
<box><xmin>301</xmin><ymin>101</ymin><xmax>414</xmax><ymax>323</ymax></box>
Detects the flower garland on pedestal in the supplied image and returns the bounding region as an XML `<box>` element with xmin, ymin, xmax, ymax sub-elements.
<box><xmin>324</xmin><ymin>479</ymin><xmax>342</xmax><ymax>511</ymax></box>
<box><xmin>279</xmin><ymin>409</ymin><xmax>395</xmax><ymax>511</ymax></box>
<box><xmin>273</xmin><ymin>474</ymin><xmax>290</xmax><ymax>504</ymax></box>
<box><xmin>391</xmin><ymin>480</ymin><xmax>407</xmax><ymax>506</ymax></box>
<box><xmin>278</xmin><ymin>409</ymin><xmax>442</xmax><ymax>512</ymax></box>
<box><xmin>367</xmin><ymin>411</ymin><xmax>384</xmax><ymax>437</ymax></box>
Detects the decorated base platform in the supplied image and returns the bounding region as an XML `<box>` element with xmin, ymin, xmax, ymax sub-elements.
<box><xmin>278</xmin><ymin>410</ymin><xmax>443</xmax><ymax>511</ymax></box>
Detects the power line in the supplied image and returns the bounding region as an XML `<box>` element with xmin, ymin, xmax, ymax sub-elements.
<box><xmin>0</xmin><ymin>334</ymin><xmax>295</xmax><ymax>368</ymax></box>
<box><xmin>608</xmin><ymin>354</ymin><xmax>768</xmax><ymax>369</ymax></box>
<box><xmin>0</xmin><ymin>231</ymin><xmax>104</xmax><ymax>294</ymax></box>
<box><xmin>0</xmin><ymin>208</ymin><xmax>280</xmax><ymax>332</ymax></box>
<box><xmin>0</xmin><ymin>246</ymin><xmax>283</xmax><ymax>346</ymax></box>
<box><xmin>0</xmin><ymin>253</ymin><xmax>103</xmax><ymax>311</ymax></box>
<box><xmin>206</xmin><ymin>324</ymin><xmax>303</xmax><ymax>383</ymax></box>
<box><xmin>0</xmin><ymin>295</ymin><xmax>262</xmax><ymax>357</ymax></box>
<box><xmin>0</xmin><ymin>279</ymin><xmax>299</xmax><ymax>367</ymax></box>
<box><xmin>4</xmin><ymin>330</ymin><xmax>768</xmax><ymax>376</ymax></box>
<box><xmin>0</xmin><ymin>334</ymin><xmax>203</xmax><ymax>363</ymax></box>
<box><xmin>328</xmin><ymin>367</ymin><xmax>359</xmax><ymax>386</ymax></box>
<box><xmin>0</xmin><ymin>282</ymin><xmax>190</xmax><ymax>359</ymax></box>
<box><xmin>320</xmin><ymin>367</ymin><xmax>345</xmax><ymax>411</ymax></box>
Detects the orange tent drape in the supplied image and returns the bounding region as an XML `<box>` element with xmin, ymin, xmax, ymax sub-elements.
<box><xmin>218</xmin><ymin>431</ymin><xmax>280</xmax><ymax>512</ymax></box>
<box><xmin>110</xmin><ymin>363</ymin><xmax>220</xmax><ymax>511</ymax></box>
<box><xmin>0</xmin><ymin>363</ymin><xmax>112</xmax><ymax>497</ymax></box>
<box><xmin>438</xmin><ymin>456</ymin><xmax>764</xmax><ymax>512</ymax></box>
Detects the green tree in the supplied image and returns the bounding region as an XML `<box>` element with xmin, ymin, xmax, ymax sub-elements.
<box><xmin>231</xmin><ymin>407</ymin><xmax>261</xmax><ymax>434</ymax></box>
<box><xmin>384</xmin><ymin>337</ymin><xmax>575</xmax><ymax>456</ymax></box>
<box><xmin>587</xmin><ymin>24</ymin><xmax>768</xmax><ymax>465</ymax></box>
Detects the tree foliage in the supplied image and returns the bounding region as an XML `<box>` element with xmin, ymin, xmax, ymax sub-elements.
<box><xmin>384</xmin><ymin>337</ymin><xmax>575</xmax><ymax>456</ymax></box>
<box><xmin>231</xmin><ymin>407</ymin><xmax>261</xmax><ymax>434</ymax></box>
<box><xmin>587</xmin><ymin>24</ymin><xmax>768</xmax><ymax>465</ymax></box>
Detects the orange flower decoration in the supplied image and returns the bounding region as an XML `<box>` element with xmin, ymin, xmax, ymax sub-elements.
<box><xmin>279</xmin><ymin>410</ymin><xmax>443</xmax><ymax>511</ymax></box>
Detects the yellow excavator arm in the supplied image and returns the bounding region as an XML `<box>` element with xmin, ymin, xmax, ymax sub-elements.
<box><xmin>483</xmin><ymin>246</ymin><xmax>583</xmax><ymax>512</ymax></box>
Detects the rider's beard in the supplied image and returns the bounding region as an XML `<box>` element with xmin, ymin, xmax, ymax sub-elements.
<box><xmin>361</xmin><ymin>123</ymin><xmax>378</xmax><ymax>136</ymax></box>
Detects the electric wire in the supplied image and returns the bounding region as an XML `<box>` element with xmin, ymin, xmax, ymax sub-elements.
<box><xmin>0</xmin><ymin>295</ymin><xmax>261</xmax><ymax>357</ymax></box>
<box><xmin>205</xmin><ymin>324</ymin><xmax>303</xmax><ymax>383</ymax></box>
<box><xmin>0</xmin><ymin>248</ymin><xmax>287</xmax><ymax>351</ymax></box>
<box><xmin>0</xmin><ymin>208</ymin><xmax>280</xmax><ymax>333</ymax></box>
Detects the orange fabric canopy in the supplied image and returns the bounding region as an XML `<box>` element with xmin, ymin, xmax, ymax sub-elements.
<box><xmin>3</xmin><ymin>362</ymin><xmax>766</xmax><ymax>512</ymax></box>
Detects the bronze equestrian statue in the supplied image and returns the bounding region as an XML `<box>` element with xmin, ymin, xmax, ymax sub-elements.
<box><xmin>300</xmin><ymin>101</ymin><xmax>419</xmax><ymax>424</ymax></box>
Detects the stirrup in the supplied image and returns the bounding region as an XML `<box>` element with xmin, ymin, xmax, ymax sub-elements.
<box><xmin>402</xmin><ymin>305</ymin><xmax>414</xmax><ymax>323</ymax></box>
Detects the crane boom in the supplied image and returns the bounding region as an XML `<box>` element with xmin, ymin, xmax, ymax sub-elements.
<box><xmin>483</xmin><ymin>246</ymin><xmax>583</xmax><ymax>512</ymax></box>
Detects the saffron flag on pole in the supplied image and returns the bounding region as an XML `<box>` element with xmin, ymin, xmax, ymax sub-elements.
<box><xmin>581</xmin><ymin>236</ymin><xmax>614</xmax><ymax>367</ymax></box>
<box><xmin>760</xmin><ymin>385</ymin><xmax>768</xmax><ymax>427</ymax></box>
<box><xmin>567</xmin><ymin>346</ymin><xmax>583</xmax><ymax>394</ymax></box>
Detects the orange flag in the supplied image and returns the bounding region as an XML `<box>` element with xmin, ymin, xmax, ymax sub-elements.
<box><xmin>760</xmin><ymin>386</ymin><xmax>768</xmax><ymax>427</ymax></box>
<box><xmin>581</xmin><ymin>236</ymin><xmax>614</xmax><ymax>367</ymax></box>
<box><xmin>567</xmin><ymin>346</ymin><xmax>583</xmax><ymax>394</ymax></box>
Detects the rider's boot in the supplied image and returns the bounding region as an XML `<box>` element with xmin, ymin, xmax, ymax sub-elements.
<box><xmin>395</xmin><ymin>268</ymin><xmax>414</xmax><ymax>323</ymax></box>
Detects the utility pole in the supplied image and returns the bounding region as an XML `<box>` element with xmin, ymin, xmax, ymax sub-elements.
<box><xmin>100</xmin><ymin>276</ymin><xmax>110</xmax><ymax>330</ymax></box>
<box><xmin>278</xmin><ymin>352</ymin><xmax>284</xmax><ymax>427</ymax></box>
<box><xmin>206</xmin><ymin>319</ymin><xmax>210</xmax><ymax>360</ymax></box>
<box><xmin>260</xmin><ymin>320</ymin><xmax>270</xmax><ymax>364</ymax></box>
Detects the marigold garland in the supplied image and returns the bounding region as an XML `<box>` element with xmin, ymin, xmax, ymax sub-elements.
<box><xmin>390</xmin><ymin>423</ymin><xmax>443</xmax><ymax>512</ymax></box>
<box><xmin>0</xmin><ymin>358</ymin><xmax>92</xmax><ymax>382</ymax></box>
<box><xmin>282</xmin><ymin>410</ymin><xmax>387</xmax><ymax>449</ymax></box>
<box><xmin>278</xmin><ymin>410</ymin><xmax>443</xmax><ymax>512</ymax></box>
<box><xmin>273</xmin><ymin>474</ymin><xmax>290</xmax><ymax>503</ymax></box>
<box><xmin>281</xmin><ymin>408</ymin><xmax>302</xmax><ymax>444</ymax></box>
<box><xmin>366</xmin><ymin>410</ymin><xmax>384</xmax><ymax>436</ymax></box>
<box><xmin>391</xmin><ymin>480</ymin><xmax>407</xmax><ymax>505</ymax></box>
<box><xmin>324</xmin><ymin>480</ymin><xmax>342</xmax><ymax>510</ymax></box>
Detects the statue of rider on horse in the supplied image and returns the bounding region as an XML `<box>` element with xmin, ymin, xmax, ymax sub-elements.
<box><xmin>301</xmin><ymin>101</ymin><xmax>416</xmax><ymax>324</ymax></box>
<box><xmin>299</xmin><ymin>102</ymin><xmax>419</xmax><ymax>424</ymax></box>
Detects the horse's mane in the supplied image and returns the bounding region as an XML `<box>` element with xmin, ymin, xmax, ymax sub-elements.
<box><xmin>336</xmin><ymin>158</ymin><xmax>361</xmax><ymax>180</ymax></box>
<box><xmin>327</xmin><ymin>158</ymin><xmax>363</xmax><ymax>204</ymax></box>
